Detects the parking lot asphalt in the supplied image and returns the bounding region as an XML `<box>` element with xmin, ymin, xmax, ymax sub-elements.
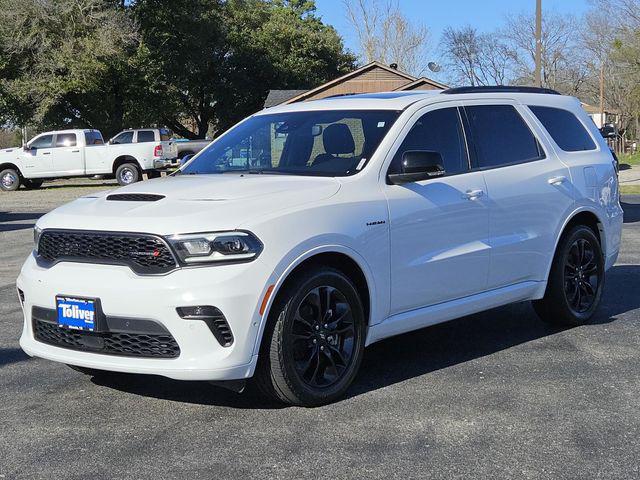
<box><xmin>1</xmin><ymin>182</ymin><xmax>639</xmax><ymax>479</ymax></box>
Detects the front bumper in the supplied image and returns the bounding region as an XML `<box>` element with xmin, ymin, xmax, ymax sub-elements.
<box><xmin>17</xmin><ymin>253</ymin><xmax>268</xmax><ymax>380</ymax></box>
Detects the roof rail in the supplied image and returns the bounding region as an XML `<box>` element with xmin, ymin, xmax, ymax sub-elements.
<box><xmin>442</xmin><ymin>86</ymin><xmax>560</xmax><ymax>95</ymax></box>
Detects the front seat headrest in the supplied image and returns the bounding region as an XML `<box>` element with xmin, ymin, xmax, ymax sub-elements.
<box><xmin>322</xmin><ymin>124</ymin><xmax>355</xmax><ymax>155</ymax></box>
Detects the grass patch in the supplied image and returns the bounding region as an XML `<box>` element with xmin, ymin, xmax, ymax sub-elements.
<box><xmin>621</xmin><ymin>184</ymin><xmax>640</xmax><ymax>195</ymax></box>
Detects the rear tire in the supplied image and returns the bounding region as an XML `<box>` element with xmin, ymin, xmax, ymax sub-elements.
<box><xmin>115</xmin><ymin>163</ymin><xmax>140</xmax><ymax>186</ymax></box>
<box><xmin>146</xmin><ymin>170</ymin><xmax>161</xmax><ymax>179</ymax></box>
<box><xmin>23</xmin><ymin>179</ymin><xmax>43</xmax><ymax>189</ymax></box>
<box><xmin>533</xmin><ymin>225</ymin><xmax>604</xmax><ymax>326</ymax></box>
<box><xmin>256</xmin><ymin>266</ymin><xmax>366</xmax><ymax>406</ymax></box>
<box><xmin>0</xmin><ymin>168</ymin><xmax>21</xmax><ymax>191</ymax></box>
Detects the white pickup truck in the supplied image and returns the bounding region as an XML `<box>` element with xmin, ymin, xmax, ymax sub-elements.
<box><xmin>0</xmin><ymin>128</ymin><xmax>178</xmax><ymax>191</ymax></box>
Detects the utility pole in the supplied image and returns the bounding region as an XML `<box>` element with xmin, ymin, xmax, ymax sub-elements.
<box><xmin>599</xmin><ymin>63</ymin><xmax>605</xmax><ymax>127</ymax></box>
<box><xmin>535</xmin><ymin>0</ymin><xmax>542</xmax><ymax>87</ymax></box>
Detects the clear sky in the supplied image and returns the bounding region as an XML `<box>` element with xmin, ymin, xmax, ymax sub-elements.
<box><xmin>314</xmin><ymin>0</ymin><xmax>592</xmax><ymax>57</ymax></box>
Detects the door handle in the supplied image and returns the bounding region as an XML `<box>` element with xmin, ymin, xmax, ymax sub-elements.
<box><xmin>548</xmin><ymin>175</ymin><xmax>567</xmax><ymax>185</ymax></box>
<box><xmin>463</xmin><ymin>189</ymin><xmax>484</xmax><ymax>200</ymax></box>
<box><xmin>71</xmin><ymin>149</ymin><xmax>80</xmax><ymax>153</ymax></box>
<box><xmin>42</xmin><ymin>152</ymin><xmax>51</xmax><ymax>155</ymax></box>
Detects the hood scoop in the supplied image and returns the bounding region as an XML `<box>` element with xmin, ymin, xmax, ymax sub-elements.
<box><xmin>106</xmin><ymin>193</ymin><xmax>165</xmax><ymax>202</ymax></box>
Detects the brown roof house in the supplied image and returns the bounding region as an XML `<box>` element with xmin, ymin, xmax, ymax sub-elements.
<box><xmin>264</xmin><ymin>61</ymin><xmax>448</xmax><ymax>108</ymax></box>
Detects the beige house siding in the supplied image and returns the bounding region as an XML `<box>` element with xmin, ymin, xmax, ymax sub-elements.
<box><xmin>265</xmin><ymin>62</ymin><xmax>448</xmax><ymax>108</ymax></box>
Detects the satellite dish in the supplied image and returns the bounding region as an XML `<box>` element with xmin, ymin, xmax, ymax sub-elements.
<box><xmin>428</xmin><ymin>62</ymin><xmax>442</xmax><ymax>73</ymax></box>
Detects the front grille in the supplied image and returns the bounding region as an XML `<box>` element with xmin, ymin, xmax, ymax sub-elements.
<box><xmin>106</xmin><ymin>193</ymin><xmax>165</xmax><ymax>202</ymax></box>
<box><xmin>37</xmin><ymin>230</ymin><xmax>178</xmax><ymax>274</ymax></box>
<box><xmin>33</xmin><ymin>315</ymin><xmax>180</xmax><ymax>359</ymax></box>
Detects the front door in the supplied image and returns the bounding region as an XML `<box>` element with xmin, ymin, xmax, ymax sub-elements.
<box><xmin>384</xmin><ymin>104</ymin><xmax>490</xmax><ymax>315</ymax></box>
<box><xmin>22</xmin><ymin>134</ymin><xmax>54</xmax><ymax>177</ymax></box>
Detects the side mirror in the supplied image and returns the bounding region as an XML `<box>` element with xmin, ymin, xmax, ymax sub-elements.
<box><xmin>388</xmin><ymin>151</ymin><xmax>445</xmax><ymax>185</ymax></box>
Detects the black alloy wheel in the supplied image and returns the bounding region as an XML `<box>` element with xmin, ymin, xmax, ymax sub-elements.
<box><xmin>533</xmin><ymin>225</ymin><xmax>604</xmax><ymax>326</ymax></box>
<box><xmin>256</xmin><ymin>266</ymin><xmax>366</xmax><ymax>406</ymax></box>
<box><xmin>564</xmin><ymin>238</ymin><xmax>600</xmax><ymax>314</ymax></box>
<box><xmin>289</xmin><ymin>285</ymin><xmax>357</xmax><ymax>388</ymax></box>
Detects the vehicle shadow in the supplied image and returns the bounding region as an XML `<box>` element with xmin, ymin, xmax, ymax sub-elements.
<box><xmin>0</xmin><ymin>212</ymin><xmax>45</xmax><ymax>232</ymax></box>
<box><xmin>621</xmin><ymin>199</ymin><xmax>640</xmax><ymax>223</ymax></box>
<box><xmin>91</xmin><ymin>264</ymin><xmax>639</xmax><ymax>409</ymax></box>
<box><xmin>31</xmin><ymin>181</ymin><xmax>116</xmax><ymax>190</ymax></box>
<box><xmin>0</xmin><ymin>347</ymin><xmax>32</xmax><ymax>367</ymax></box>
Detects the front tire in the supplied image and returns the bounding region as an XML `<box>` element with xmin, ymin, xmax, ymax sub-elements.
<box><xmin>0</xmin><ymin>168</ymin><xmax>21</xmax><ymax>191</ymax></box>
<box><xmin>115</xmin><ymin>163</ymin><xmax>140</xmax><ymax>186</ymax></box>
<box><xmin>256</xmin><ymin>266</ymin><xmax>366</xmax><ymax>406</ymax></box>
<box><xmin>533</xmin><ymin>225</ymin><xmax>604</xmax><ymax>326</ymax></box>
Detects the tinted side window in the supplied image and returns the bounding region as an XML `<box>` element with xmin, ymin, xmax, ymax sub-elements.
<box><xmin>529</xmin><ymin>106</ymin><xmax>596</xmax><ymax>152</ymax></box>
<box><xmin>465</xmin><ymin>105</ymin><xmax>543</xmax><ymax>168</ymax></box>
<box><xmin>112</xmin><ymin>132</ymin><xmax>134</xmax><ymax>144</ymax></box>
<box><xmin>137</xmin><ymin>130</ymin><xmax>155</xmax><ymax>143</ymax></box>
<box><xmin>389</xmin><ymin>107</ymin><xmax>468</xmax><ymax>175</ymax></box>
<box><xmin>55</xmin><ymin>133</ymin><xmax>77</xmax><ymax>147</ymax></box>
<box><xmin>85</xmin><ymin>131</ymin><xmax>104</xmax><ymax>145</ymax></box>
<box><xmin>30</xmin><ymin>135</ymin><xmax>53</xmax><ymax>149</ymax></box>
<box><xmin>159</xmin><ymin>129</ymin><xmax>172</xmax><ymax>141</ymax></box>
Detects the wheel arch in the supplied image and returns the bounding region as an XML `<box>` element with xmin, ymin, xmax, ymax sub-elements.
<box><xmin>252</xmin><ymin>246</ymin><xmax>376</xmax><ymax>356</ymax></box>
<box><xmin>543</xmin><ymin>207</ymin><xmax>606</xmax><ymax>284</ymax></box>
<box><xmin>112</xmin><ymin>155</ymin><xmax>142</xmax><ymax>173</ymax></box>
<box><xmin>0</xmin><ymin>162</ymin><xmax>23</xmax><ymax>177</ymax></box>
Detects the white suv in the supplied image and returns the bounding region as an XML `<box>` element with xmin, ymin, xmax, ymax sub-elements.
<box><xmin>17</xmin><ymin>87</ymin><xmax>623</xmax><ymax>406</ymax></box>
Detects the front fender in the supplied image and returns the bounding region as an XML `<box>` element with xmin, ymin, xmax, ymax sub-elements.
<box><xmin>250</xmin><ymin>242</ymin><xmax>380</xmax><ymax>357</ymax></box>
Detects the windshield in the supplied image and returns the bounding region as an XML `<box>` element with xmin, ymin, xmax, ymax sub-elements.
<box><xmin>180</xmin><ymin>110</ymin><xmax>400</xmax><ymax>177</ymax></box>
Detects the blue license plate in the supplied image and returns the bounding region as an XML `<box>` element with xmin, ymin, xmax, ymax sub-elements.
<box><xmin>56</xmin><ymin>296</ymin><xmax>97</xmax><ymax>331</ymax></box>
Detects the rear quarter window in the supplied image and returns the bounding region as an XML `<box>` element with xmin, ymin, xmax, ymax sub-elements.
<box><xmin>529</xmin><ymin>106</ymin><xmax>596</xmax><ymax>152</ymax></box>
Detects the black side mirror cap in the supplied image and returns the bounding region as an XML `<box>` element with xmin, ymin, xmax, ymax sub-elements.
<box><xmin>388</xmin><ymin>150</ymin><xmax>445</xmax><ymax>185</ymax></box>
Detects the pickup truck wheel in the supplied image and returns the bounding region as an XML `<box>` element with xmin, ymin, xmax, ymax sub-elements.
<box><xmin>23</xmin><ymin>179</ymin><xmax>43</xmax><ymax>190</ymax></box>
<box><xmin>0</xmin><ymin>168</ymin><xmax>21</xmax><ymax>191</ymax></box>
<box><xmin>116</xmin><ymin>163</ymin><xmax>140</xmax><ymax>186</ymax></box>
<box><xmin>256</xmin><ymin>267</ymin><xmax>366</xmax><ymax>406</ymax></box>
<box><xmin>147</xmin><ymin>170</ymin><xmax>161</xmax><ymax>179</ymax></box>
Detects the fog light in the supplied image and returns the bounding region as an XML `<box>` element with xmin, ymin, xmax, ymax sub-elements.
<box><xmin>176</xmin><ymin>306</ymin><xmax>234</xmax><ymax>347</ymax></box>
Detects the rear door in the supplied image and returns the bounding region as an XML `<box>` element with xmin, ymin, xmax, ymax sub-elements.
<box><xmin>51</xmin><ymin>133</ymin><xmax>83</xmax><ymax>175</ymax></box>
<box><xmin>384</xmin><ymin>103</ymin><xmax>490</xmax><ymax>314</ymax></box>
<box><xmin>461</xmin><ymin>100</ymin><xmax>575</xmax><ymax>288</ymax></box>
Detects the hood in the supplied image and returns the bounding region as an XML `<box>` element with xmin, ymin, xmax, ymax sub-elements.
<box><xmin>37</xmin><ymin>174</ymin><xmax>341</xmax><ymax>234</ymax></box>
<box><xmin>0</xmin><ymin>146</ymin><xmax>21</xmax><ymax>158</ymax></box>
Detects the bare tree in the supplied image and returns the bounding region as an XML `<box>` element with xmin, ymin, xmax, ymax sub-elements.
<box><xmin>440</xmin><ymin>26</ymin><xmax>513</xmax><ymax>86</ymax></box>
<box><xmin>343</xmin><ymin>0</ymin><xmax>429</xmax><ymax>75</ymax></box>
<box><xmin>503</xmin><ymin>11</ymin><xmax>589</xmax><ymax>94</ymax></box>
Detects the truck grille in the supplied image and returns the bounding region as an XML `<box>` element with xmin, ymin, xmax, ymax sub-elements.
<box><xmin>37</xmin><ymin>230</ymin><xmax>178</xmax><ymax>274</ymax></box>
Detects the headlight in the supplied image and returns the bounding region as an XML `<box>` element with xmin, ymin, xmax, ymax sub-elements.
<box><xmin>166</xmin><ymin>231</ymin><xmax>263</xmax><ymax>264</ymax></box>
<box><xmin>33</xmin><ymin>225</ymin><xmax>42</xmax><ymax>250</ymax></box>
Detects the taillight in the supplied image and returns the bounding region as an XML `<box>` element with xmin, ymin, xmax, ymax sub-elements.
<box><xmin>153</xmin><ymin>145</ymin><xmax>163</xmax><ymax>157</ymax></box>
